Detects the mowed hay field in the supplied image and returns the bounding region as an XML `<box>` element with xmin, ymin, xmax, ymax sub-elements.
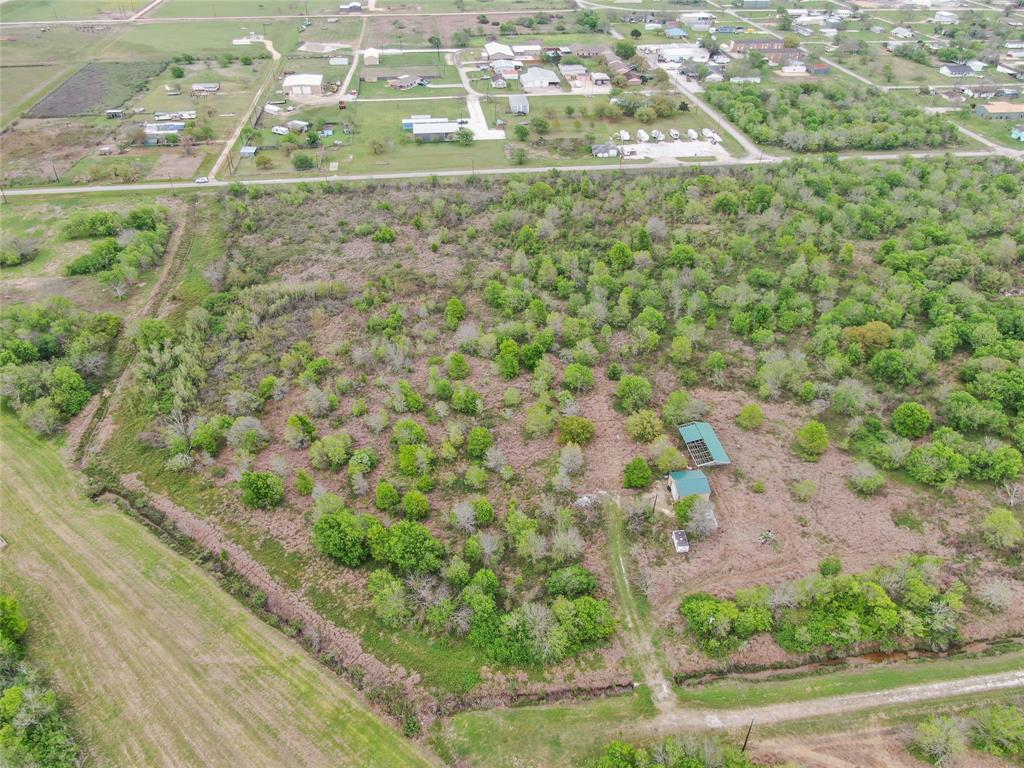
<box><xmin>0</xmin><ymin>417</ymin><xmax>436</xmax><ymax>768</ymax></box>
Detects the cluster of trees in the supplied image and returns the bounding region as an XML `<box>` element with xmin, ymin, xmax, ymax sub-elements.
<box><xmin>680</xmin><ymin>556</ymin><xmax>966</xmax><ymax>657</ymax></box>
<box><xmin>0</xmin><ymin>298</ymin><xmax>121</xmax><ymax>434</ymax></box>
<box><xmin>313</xmin><ymin>493</ymin><xmax>613</xmax><ymax>665</ymax></box>
<box><xmin>64</xmin><ymin>206</ymin><xmax>170</xmax><ymax>298</ymax></box>
<box><xmin>132</xmin><ymin>156</ymin><xmax>1020</xmax><ymax>675</ymax></box>
<box><xmin>705</xmin><ymin>83</ymin><xmax>960</xmax><ymax>151</ymax></box>
<box><xmin>911</xmin><ymin>703</ymin><xmax>1024</xmax><ymax>765</ymax></box>
<box><xmin>0</xmin><ymin>594</ymin><xmax>80</xmax><ymax>768</ymax></box>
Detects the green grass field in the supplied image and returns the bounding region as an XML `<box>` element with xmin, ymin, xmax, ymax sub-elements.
<box><xmin>0</xmin><ymin>0</ymin><xmax>133</xmax><ymax>22</ymax></box>
<box><xmin>0</xmin><ymin>416</ymin><xmax>436</xmax><ymax>768</ymax></box>
<box><xmin>675</xmin><ymin>644</ymin><xmax>1024</xmax><ymax>709</ymax></box>
<box><xmin>152</xmin><ymin>0</ymin><xmax>316</xmax><ymax>17</ymax></box>
<box><xmin>100</xmin><ymin>19</ymin><xmax>302</xmax><ymax>60</ymax></box>
<box><xmin>445</xmin><ymin>688</ymin><xmax>657</xmax><ymax>768</ymax></box>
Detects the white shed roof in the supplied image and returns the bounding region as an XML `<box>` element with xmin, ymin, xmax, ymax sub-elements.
<box><xmin>283</xmin><ymin>73</ymin><xmax>324</xmax><ymax>88</ymax></box>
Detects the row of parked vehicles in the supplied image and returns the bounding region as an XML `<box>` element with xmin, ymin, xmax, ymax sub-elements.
<box><xmin>615</xmin><ymin>127</ymin><xmax>723</xmax><ymax>144</ymax></box>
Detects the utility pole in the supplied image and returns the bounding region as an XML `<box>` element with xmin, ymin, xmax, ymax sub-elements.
<box><xmin>741</xmin><ymin>719</ymin><xmax>754</xmax><ymax>752</ymax></box>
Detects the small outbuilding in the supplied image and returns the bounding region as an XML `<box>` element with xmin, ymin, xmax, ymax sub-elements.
<box><xmin>671</xmin><ymin>529</ymin><xmax>690</xmax><ymax>554</ymax></box>
<box><xmin>363</xmin><ymin>47</ymin><xmax>380</xmax><ymax>66</ymax></box>
<box><xmin>508</xmin><ymin>94</ymin><xmax>530</xmax><ymax>115</ymax></box>
<box><xmin>283</xmin><ymin>73</ymin><xmax>325</xmax><ymax>96</ymax></box>
<box><xmin>668</xmin><ymin>470</ymin><xmax>711</xmax><ymax>502</ymax></box>
<box><xmin>678</xmin><ymin>422</ymin><xmax>731</xmax><ymax>468</ymax></box>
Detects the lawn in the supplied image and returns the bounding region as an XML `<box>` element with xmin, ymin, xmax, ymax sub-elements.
<box><xmin>0</xmin><ymin>25</ymin><xmax>118</xmax><ymax>66</ymax></box>
<box><xmin>675</xmin><ymin>645</ymin><xmax>1024</xmax><ymax>709</ymax></box>
<box><xmin>0</xmin><ymin>63</ymin><xmax>69</xmax><ymax>125</ymax></box>
<box><xmin>0</xmin><ymin>416</ymin><xmax>436</xmax><ymax>768</ymax></box>
<box><xmin>444</xmin><ymin>688</ymin><xmax>657</xmax><ymax>768</ymax></box>
<box><xmin>950</xmin><ymin>110</ymin><xmax>1024</xmax><ymax>149</ymax></box>
<box><xmin>375</xmin><ymin>0</ymin><xmax>573</xmax><ymax>12</ymax></box>
<box><xmin>101</xmin><ymin>19</ymin><xmax>302</xmax><ymax>60</ymax></box>
<box><xmin>152</xmin><ymin>0</ymin><xmax>318</xmax><ymax>17</ymax></box>
<box><xmin>0</xmin><ymin>0</ymin><xmax>132</xmax><ymax>21</ymax></box>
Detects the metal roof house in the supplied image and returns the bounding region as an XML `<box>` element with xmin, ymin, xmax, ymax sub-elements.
<box><xmin>668</xmin><ymin>470</ymin><xmax>711</xmax><ymax>501</ymax></box>
<box><xmin>677</xmin><ymin>422</ymin><xmax>731</xmax><ymax>467</ymax></box>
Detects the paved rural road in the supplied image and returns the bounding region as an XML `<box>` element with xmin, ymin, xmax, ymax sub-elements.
<box><xmin>2</xmin><ymin>146</ymin><xmax>1016</xmax><ymax>199</ymax></box>
<box><xmin>640</xmin><ymin>669</ymin><xmax>1024</xmax><ymax>734</ymax></box>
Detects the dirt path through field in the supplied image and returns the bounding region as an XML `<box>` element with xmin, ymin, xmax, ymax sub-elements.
<box><xmin>0</xmin><ymin>418</ymin><xmax>437</xmax><ymax>768</ymax></box>
<box><xmin>634</xmin><ymin>669</ymin><xmax>1024</xmax><ymax>734</ymax></box>
<box><xmin>63</xmin><ymin>202</ymin><xmax>193</xmax><ymax>465</ymax></box>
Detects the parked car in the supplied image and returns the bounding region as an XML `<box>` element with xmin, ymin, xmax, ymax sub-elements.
<box><xmin>194</xmin><ymin>177</ymin><xmax>209</xmax><ymax>184</ymax></box>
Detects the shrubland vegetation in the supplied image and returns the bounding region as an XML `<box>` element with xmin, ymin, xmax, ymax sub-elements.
<box><xmin>680</xmin><ymin>556</ymin><xmax>966</xmax><ymax>657</ymax></box>
<box><xmin>63</xmin><ymin>206</ymin><xmax>170</xmax><ymax>298</ymax></box>
<box><xmin>588</xmin><ymin>736</ymin><xmax>761</xmax><ymax>768</ymax></box>
<box><xmin>705</xmin><ymin>83</ymin><xmax>960</xmax><ymax>151</ymax></box>
<box><xmin>0</xmin><ymin>298</ymin><xmax>121</xmax><ymax>434</ymax></box>
<box><xmin>103</xmin><ymin>155</ymin><xmax>1022</xmax><ymax>687</ymax></box>
<box><xmin>0</xmin><ymin>594</ymin><xmax>80</xmax><ymax>768</ymax></box>
<box><xmin>910</xmin><ymin>701</ymin><xmax>1024</xmax><ymax>765</ymax></box>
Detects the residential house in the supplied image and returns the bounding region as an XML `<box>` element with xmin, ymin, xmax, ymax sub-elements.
<box><xmin>679</xmin><ymin>11</ymin><xmax>716</xmax><ymax>24</ymax></box>
<box><xmin>482</xmin><ymin>40</ymin><xmax>514</xmax><ymax>60</ymax></box>
<box><xmin>491</xmin><ymin>59</ymin><xmax>522</xmax><ymax>79</ymax></box>
<box><xmin>592</xmin><ymin>72</ymin><xmax>611</xmax><ymax>86</ymax></box>
<box><xmin>1005</xmin><ymin>41</ymin><xmax>1024</xmax><ymax>49</ymax></box>
<box><xmin>283</xmin><ymin>74</ymin><xmax>324</xmax><ymax>96</ymax></box>
<box><xmin>508</xmin><ymin>94</ymin><xmax>530</xmax><ymax>115</ymax></box>
<box><xmin>512</xmin><ymin>44</ymin><xmax>543</xmax><ymax>62</ymax></box>
<box><xmin>974</xmin><ymin>101</ymin><xmax>1024</xmax><ymax>119</ymax></box>
<box><xmin>934</xmin><ymin>10</ymin><xmax>958</xmax><ymax>23</ymax></box>
<box><xmin>891</xmin><ymin>26</ymin><xmax>913</xmax><ymax>39</ymax></box>
<box><xmin>558</xmin><ymin>63</ymin><xmax>590</xmax><ymax>83</ymax></box>
<box><xmin>412</xmin><ymin>121</ymin><xmax>462</xmax><ymax>142</ymax></box>
<box><xmin>967</xmin><ymin>59</ymin><xmax>987</xmax><ymax>72</ymax></box>
<box><xmin>286</xmin><ymin>119</ymin><xmax>310</xmax><ymax>133</ymax></box>
<box><xmin>190</xmin><ymin>82</ymin><xmax>220</xmax><ymax>96</ymax></box>
<box><xmin>591</xmin><ymin>142</ymin><xmax>619</xmax><ymax>157</ymax></box>
<box><xmin>729</xmin><ymin>39</ymin><xmax>783</xmax><ymax>56</ymax></box>
<box><xmin>665</xmin><ymin>27</ymin><xmax>688</xmax><ymax>39</ymax></box>
<box><xmin>569</xmin><ymin>43</ymin><xmax>607</xmax><ymax>58</ymax></box>
<box><xmin>363</xmin><ymin>47</ymin><xmax>380</xmax><ymax>65</ymax></box>
<box><xmin>781</xmin><ymin>60</ymin><xmax>808</xmax><ymax>75</ymax></box>
<box><xmin>940</xmin><ymin>64</ymin><xmax>981</xmax><ymax>78</ymax></box>
<box><xmin>520</xmin><ymin>66</ymin><xmax>560</xmax><ymax>89</ymax></box>
<box><xmin>490</xmin><ymin>76</ymin><xmax>507</xmax><ymax>88</ymax></box>
<box><xmin>741</xmin><ymin>0</ymin><xmax>771</xmax><ymax>7</ymax></box>
<box><xmin>387</xmin><ymin>74</ymin><xmax>419</xmax><ymax>90</ymax></box>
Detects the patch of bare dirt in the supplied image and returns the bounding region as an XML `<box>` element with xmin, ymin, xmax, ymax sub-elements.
<box><xmin>146</xmin><ymin>150</ymin><xmax>204</xmax><ymax>180</ymax></box>
<box><xmin>635</xmin><ymin>388</ymin><xmax>957</xmax><ymax>674</ymax></box>
<box><xmin>0</xmin><ymin>118</ymin><xmax>116</xmax><ymax>183</ymax></box>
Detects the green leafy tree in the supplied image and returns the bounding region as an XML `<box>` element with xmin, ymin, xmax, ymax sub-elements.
<box><xmin>558</xmin><ymin>415</ymin><xmax>596</xmax><ymax>445</ymax></box>
<box><xmin>623</xmin><ymin>457</ymin><xmax>653</xmax><ymax>489</ymax></box>
<box><xmin>982</xmin><ymin>508</ymin><xmax>1023</xmax><ymax>550</ymax></box>
<box><xmin>444</xmin><ymin>297</ymin><xmax>466</xmax><ymax>329</ymax></box>
<box><xmin>891</xmin><ymin>402</ymin><xmax>932</xmax><ymax>439</ymax></box>
<box><xmin>240</xmin><ymin>471</ymin><xmax>284</xmax><ymax>508</ymax></box>
<box><xmin>615</xmin><ymin>375</ymin><xmax>652</xmax><ymax>413</ymax></box>
<box><xmin>793</xmin><ymin>420</ymin><xmax>829</xmax><ymax>461</ymax></box>
<box><xmin>736</xmin><ymin>404</ymin><xmax>764</xmax><ymax>430</ymax></box>
<box><xmin>401</xmin><ymin>489</ymin><xmax>431</xmax><ymax>520</ymax></box>
<box><xmin>466</xmin><ymin>426</ymin><xmax>493</xmax><ymax>459</ymax></box>
<box><xmin>312</xmin><ymin>508</ymin><xmax>369</xmax><ymax>566</ymax></box>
